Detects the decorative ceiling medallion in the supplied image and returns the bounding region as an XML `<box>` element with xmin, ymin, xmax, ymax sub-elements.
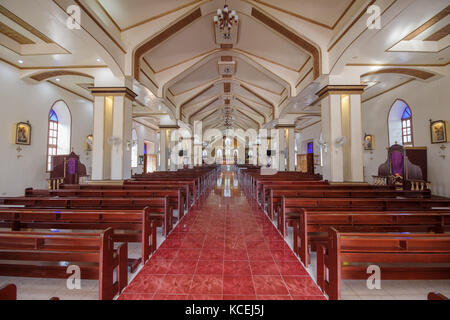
<box><xmin>218</xmin><ymin>60</ymin><xmax>236</xmax><ymax>75</ymax></box>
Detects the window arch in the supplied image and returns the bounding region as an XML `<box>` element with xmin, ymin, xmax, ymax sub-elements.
<box><xmin>388</xmin><ymin>99</ymin><xmax>414</xmax><ymax>147</ymax></box>
<box><xmin>46</xmin><ymin>101</ymin><xmax>71</xmax><ymax>171</ymax></box>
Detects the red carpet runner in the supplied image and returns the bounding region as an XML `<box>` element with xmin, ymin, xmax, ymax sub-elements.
<box><xmin>119</xmin><ymin>173</ymin><xmax>325</xmax><ymax>300</ymax></box>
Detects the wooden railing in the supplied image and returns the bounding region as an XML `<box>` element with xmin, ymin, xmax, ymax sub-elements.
<box><xmin>372</xmin><ymin>175</ymin><xmax>430</xmax><ymax>191</ymax></box>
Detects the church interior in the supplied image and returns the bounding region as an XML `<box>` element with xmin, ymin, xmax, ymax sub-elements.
<box><xmin>0</xmin><ymin>0</ymin><xmax>449</xmax><ymax>302</ymax></box>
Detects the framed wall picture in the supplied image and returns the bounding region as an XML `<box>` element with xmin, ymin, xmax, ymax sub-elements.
<box><xmin>138</xmin><ymin>155</ymin><xmax>144</xmax><ymax>165</ymax></box>
<box><xmin>430</xmin><ymin>120</ymin><xmax>448</xmax><ymax>144</ymax></box>
<box><xmin>84</xmin><ymin>134</ymin><xmax>93</xmax><ymax>151</ymax></box>
<box><xmin>364</xmin><ymin>134</ymin><xmax>375</xmax><ymax>150</ymax></box>
<box><xmin>15</xmin><ymin>122</ymin><xmax>31</xmax><ymax>145</ymax></box>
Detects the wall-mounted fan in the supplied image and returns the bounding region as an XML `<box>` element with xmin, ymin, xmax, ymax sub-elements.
<box><xmin>107</xmin><ymin>136</ymin><xmax>122</xmax><ymax>147</ymax></box>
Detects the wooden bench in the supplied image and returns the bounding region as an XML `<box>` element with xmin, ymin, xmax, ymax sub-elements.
<box><xmin>294</xmin><ymin>209</ymin><xmax>450</xmax><ymax>265</ymax></box>
<box><xmin>317</xmin><ymin>228</ymin><xmax>450</xmax><ymax>300</ymax></box>
<box><xmin>268</xmin><ymin>188</ymin><xmax>431</xmax><ymax>220</ymax></box>
<box><xmin>0</xmin><ymin>284</ymin><xmax>16</xmax><ymax>300</ymax></box>
<box><xmin>0</xmin><ymin>228</ymin><xmax>128</xmax><ymax>300</ymax></box>
<box><xmin>125</xmin><ymin>180</ymin><xmax>197</xmax><ymax>205</ymax></box>
<box><xmin>0</xmin><ymin>284</ymin><xmax>60</xmax><ymax>300</ymax></box>
<box><xmin>61</xmin><ymin>183</ymin><xmax>190</xmax><ymax>213</ymax></box>
<box><xmin>428</xmin><ymin>292</ymin><xmax>449</xmax><ymax>300</ymax></box>
<box><xmin>0</xmin><ymin>196</ymin><xmax>171</xmax><ymax>236</ymax></box>
<box><xmin>26</xmin><ymin>187</ymin><xmax>185</xmax><ymax>221</ymax></box>
<box><xmin>0</xmin><ymin>207</ymin><xmax>158</xmax><ymax>272</ymax></box>
<box><xmin>281</xmin><ymin>197</ymin><xmax>450</xmax><ymax>237</ymax></box>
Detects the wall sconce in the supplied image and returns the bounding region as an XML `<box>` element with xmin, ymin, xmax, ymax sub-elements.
<box><xmin>16</xmin><ymin>146</ymin><xmax>23</xmax><ymax>159</ymax></box>
<box><xmin>318</xmin><ymin>139</ymin><xmax>328</xmax><ymax>153</ymax></box>
<box><xmin>107</xmin><ymin>136</ymin><xmax>122</xmax><ymax>147</ymax></box>
<box><xmin>439</xmin><ymin>144</ymin><xmax>447</xmax><ymax>159</ymax></box>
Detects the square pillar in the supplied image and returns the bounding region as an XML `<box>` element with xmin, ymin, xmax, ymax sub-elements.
<box><xmin>159</xmin><ymin>124</ymin><xmax>180</xmax><ymax>172</ymax></box>
<box><xmin>89</xmin><ymin>87</ymin><xmax>137</xmax><ymax>181</ymax></box>
<box><xmin>316</xmin><ymin>85</ymin><xmax>365</xmax><ymax>182</ymax></box>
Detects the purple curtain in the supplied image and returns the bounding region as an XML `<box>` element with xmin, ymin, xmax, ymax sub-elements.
<box><xmin>390</xmin><ymin>151</ymin><xmax>404</xmax><ymax>176</ymax></box>
<box><xmin>67</xmin><ymin>158</ymin><xmax>77</xmax><ymax>175</ymax></box>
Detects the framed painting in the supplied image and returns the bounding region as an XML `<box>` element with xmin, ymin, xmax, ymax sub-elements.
<box><xmin>364</xmin><ymin>134</ymin><xmax>375</xmax><ymax>150</ymax></box>
<box><xmin>15</xmin><ymin>122</ymin><xmax>31</xmax><ymax>145</ymax></box>
<box><xmin>430</xmin><ymin>120</ymin><xmax>448</xmax><ymax>144</ymax></box>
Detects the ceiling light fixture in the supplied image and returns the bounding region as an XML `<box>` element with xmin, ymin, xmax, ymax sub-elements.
<box><xmin>96</xmin><ymin>58</ymin><xmax>101</xmax><ymax>62</ymax></box>
<box><xmin>18</xmin><ymin>60</ymin><xmax>23</xmax><ymax>64</ymax></box>
<box><xmin>55</xmin><ymin>78</ymin><xmax>60</xmax><ymax>82</ymax></box>
<box><xmin>213</xmin><ymin>2</ymin><xmax>238</xmax><ymax>30</ymax></box>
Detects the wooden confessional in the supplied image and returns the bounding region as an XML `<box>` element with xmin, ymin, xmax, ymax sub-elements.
<box><xmin>48</xmin><ymin>152</ymin><xmax>88</xmax><ymax>189</ymax></box>
<box><xmin>373</xmin><ymin>144</ymin><xmax>429</xmax><ymax>191</ymax></box>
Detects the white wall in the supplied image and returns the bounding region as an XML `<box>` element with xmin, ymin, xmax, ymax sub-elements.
<box><xmin>362</xmin><ymin>69</ymin><xmax>450</xmax><ymax>197</ymax></box>
<box><xmin>0</xmin><ymin>62</ymin><xmax>93</xmax><ymax>196</ymax></box>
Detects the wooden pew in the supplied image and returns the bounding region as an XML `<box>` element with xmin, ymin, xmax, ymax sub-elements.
<box><xmin>0</xmin><ymin>196</ymin><xmax>171</xmax><ymax>236</ymax></box>
<box><xmin>0</xmin><ymin>284</ymin><xmax>60</xmax><ymax>300</ymax></box>
<box><xmin>317</xmin><ymin>228</ymin><xmax>450</xmax><ymax>300</ymax></box>
<box><xmin>281</xmin><ymin>197</ymin><xmax>450</xmax><ymax>237</ymax></box>
<box><xmin>61</xmin><ymin>183</ymin><xmax>190</xmax><ymax>214</ymax></box>
<box><xmin>0</xmin><ymin>228</ymin><xmax>128</xmax><ymax>300</ymax></box>
<box><xmin>0</xmin><ymin>284</ymin><xmax>16</xmax><ymax>300</ymax></box>
<box><xmin>26</xmin><ymin>187</ymin><xmax>185</xmax><ymax>222</ymax></box>
<box><xmin>0</xmin><ymin>207</ymin><xmax>158</xmax><ymax>272</ymax></box>
<box><xmin>268</xmin><ymin>187</ymin><xmax>431</xmax><ymax>220</ymax></box>
<box><xmin>295</xmin><ymin>209</ymin><xmax>450</xmax><ymax>265</ymax></box>
<box><xmin>428</xmin><ymin>292</ymin><xmax>449</xmax><ymax>300</ymax></box>
<box><xmin>125</xmin><ymin>180</ymin><xmax>197</xmax><ymax>206</ymax></box>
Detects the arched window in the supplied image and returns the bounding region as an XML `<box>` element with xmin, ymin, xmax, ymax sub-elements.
<box><xmin>401</xmin><ymin>106</ymin><xmax>413</xmax><ymax>145</ymax></box>
<box><xmin>131</xmin><ymin>129</ymin><xmax>138</xmax><ymax>168</ymax></box>
<box><xmin>388</xmin><ymin>99</ymin><xmax>414</xmax><ymax>147</ymax></box>
<box><xmin>47</xmin><ymin>110</ymin><xmax>59</xmax><ymax>171</ymax></box>
<box><xmin>47</xmin><ymin>101</ymin><xmax>71</xmax><ymax>171</ymax></box>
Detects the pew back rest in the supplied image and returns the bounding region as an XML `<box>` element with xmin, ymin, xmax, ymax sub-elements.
<box><xmin>0</xmin><ymin>228</ymin><xmax>126</xmax><ymax>300</ymax></box>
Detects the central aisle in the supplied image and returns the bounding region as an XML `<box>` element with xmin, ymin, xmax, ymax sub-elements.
<box><xmin>119</xmin><ymin>172</ymin><xmax>325</xmax><ymax>300</ymax></box>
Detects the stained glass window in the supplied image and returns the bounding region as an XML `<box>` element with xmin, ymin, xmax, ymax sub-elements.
<box><xmin>307</xmin><ymin>142</ymin><xmax>314</xmax><ymax>154</ymax></box>
<box><xmin>47</xmin><ymin>109</ymin><xmax>58</xmax><ymax>171</ymax></box>
<box><xmin>401</xmin><ymin>106</ymin><xmax>413</xmax><ymax>146</ymax></box>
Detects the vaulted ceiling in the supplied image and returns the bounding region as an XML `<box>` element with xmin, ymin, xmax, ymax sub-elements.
<box><xmin>0</xmin><ymin>0</ymin><xmax>448</xmax><ymax>132</ymax></box>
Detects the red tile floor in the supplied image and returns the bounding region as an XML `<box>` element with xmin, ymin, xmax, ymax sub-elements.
<box><xmin>119</xmin><ymin>172</ymin><xmax>326</xmax><ymax>300</ymax></box>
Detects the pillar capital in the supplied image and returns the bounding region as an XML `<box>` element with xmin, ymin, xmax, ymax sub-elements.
<box><xmin>89</xmin><ymin>87</ymin><xmax>138</xmax><ymax>101</ymax></box>
<box><xmin>315</xmin><ymin>85</ymin><xmax>366</xmax><ymax>100</ymax></box>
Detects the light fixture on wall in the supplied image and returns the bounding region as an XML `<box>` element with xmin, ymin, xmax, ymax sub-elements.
<box><xmin>439</xmin><ymin>144</ymin><xmax>447</xmax><ymax>159</ymax></box>
<box><xmin>213</xmin><ymin>2</ymin><xmax>238</xmax><ymax>30</ymax></box>
<box><xmin>16</xmin><ymin>146</ymin><xmax>23</xmax><ymax>159</ymax></box>
<box><xmin>107</xmin><ymin>136</ymin><xmax>122</xmax><ymax>147</ymax></box>
<box><xmin>318</xmin><ymin>138</ymin><xmax>328</xmax><ymax>153</ymax></box>
<box><xmin>335</xmin><ymin>136</ymin><xmax>347</xmax><ymax>147</ymax></box>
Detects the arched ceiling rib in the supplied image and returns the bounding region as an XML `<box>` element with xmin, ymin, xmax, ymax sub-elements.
<box><xmin>131</xmin><ymin>1</ymin><xmax>322</xmax><ymax>129</ymax></box>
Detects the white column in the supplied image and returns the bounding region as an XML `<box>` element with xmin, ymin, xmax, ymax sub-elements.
<box><xmin>287</xmin><ymin>128</ymin><xmax>296</xmax><ymax>171</ymax></box>
<box><xmin>91</xmin><ymin>96</ymin><xmax>105</xmax><ymax>180</ymax></box>
<box><xmin>159</xmin><ymin>128</ymin><xmax>168</xmax><ymax>171</ymax></box>
<box><xmin>110</xmin><ymin>95</ymin><xmax>133</xmax><ymax>180</ymax></box>
<box><xmin>317</xmin><ymin>85</ymin><xmax>365</xmax><ymax>182</ymax></box>
<box><xmin>349</xmin><ymin>94</ymin><xmax>364</xmax><ymax>182</ymax></box>
<box><xmin>277</xmin><ymin>129</ymin><xmax>286</xmax><ymax>172</ymax></box>
<box><xmin>90</xmin><ymin>87</ymin><xmax>137</xmax><ymax>181</ymax></box>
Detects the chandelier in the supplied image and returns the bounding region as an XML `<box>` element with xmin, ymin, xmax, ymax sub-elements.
<box><xmin>213</xmin><ymin>3</ymin><xmax>238</xmax><ymax>30</ymax></box>
<box><xmin>224</xmin><ymin>115</ymin><xmax>233</xmax><ymax>129</ymax></box>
